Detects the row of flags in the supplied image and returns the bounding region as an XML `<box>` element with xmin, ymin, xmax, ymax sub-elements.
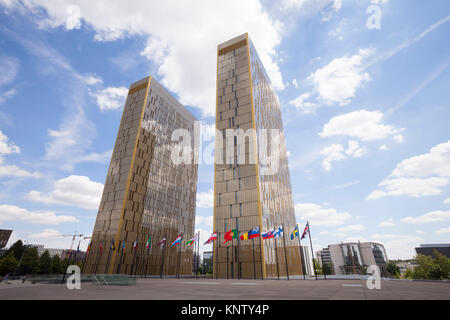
<box><xmin>87</xmin><ymin>222</ymin><xmax>311</xmax><ymax>253</ymax></box>
<box><xmin>205</xmin><ymin>222</ymin><xmax>310</xmax><ymax>245</ymax></box>
<box><xmin>87</xmin><ymin>233</ymin><xmax>199</xmax><ymax>254</ymax></box>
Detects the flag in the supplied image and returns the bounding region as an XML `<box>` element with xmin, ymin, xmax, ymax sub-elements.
<box><xmin>171</xmin><ymin>234</ymin><xmax>182</xmax><ymax>247</ymax></box>
<box><xmin>121</xmin><ymin>240</ymin><xmax>126</xmax><ymax>252</ymax></box>
<box><xmin>146</xmin><ymin>236</ymin><xmax>151</xmax><ymax>250</ymax></box>
<box><xmin>87</xmin><ymin>241</ymin><xmax>91</xmax><ymax>254</ymax></box>
<box><xmin>301</xmin><ymin>222</ymin><xmax>310</xmax><ymax>240</ymax></box>
<box><xmin>290</xmin><ymin>225</ymin><xmax>299</xmax><ymax>240</ymax></box>
<box><xmin>262</xmin><ymin>230</ymin><xmax>274</xmax><ymax>239</ymax></box>
<box><xmin>273</xmin><ymin>226</ymin><xmax>283</xmax><ymax>238</ymax></box>
<box><xmin>248</xmin><ymin>226</ymin><xmax>260</xmax><ymax>239</ymax></box>
<box><xmin>223</xmin><ymin>229</ymin><xmax>237</xmax><ymax>244</ymax></box>
<box><xmin>240</xmin><ymin>226</ymin><xmax>260</xmax><ymax>241</ymax></box>
<box><xmin>157</xmin><ymin>237</ymin><xmax>167</xmax><ymax>247</ymax></box>
<box><xmin>99</xmin><ymin>242</ymin><xmax>103</xmax><ymax>253</ymax></box>
<box><xmin>110</xmin><ymin>239</ymin><xmax>116</xmax><ymax>251</ymax></box>
<box><xmin>204</xmin><ymin>232</ymin><xmax>217</xmax><ymax>245</ymax></box>
<box><xmin>185</xmin><ymin>233</ymin><xmax>197</xmax><ymax>246</ymax></box>
<box><xmin>132</xmin><ymin>240</ymin><xmax>138</xmax><ymax>250</ymax></box>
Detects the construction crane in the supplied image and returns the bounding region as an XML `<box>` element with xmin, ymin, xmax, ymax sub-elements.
<box><xmin>51</xmin><ymin>230</ymin><xmax>84</xmax><ymax>251</ymax></box>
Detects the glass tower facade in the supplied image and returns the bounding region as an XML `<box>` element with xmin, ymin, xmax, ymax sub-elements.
<box><xmin>214</xmin><ymin>34</ymin><xmax>302</xmax><ymax>279</ymax></box>
<box><xmin>84</xmin><ymin>76</ymin><xmax>198</xmax><ymax>275</ymax></box>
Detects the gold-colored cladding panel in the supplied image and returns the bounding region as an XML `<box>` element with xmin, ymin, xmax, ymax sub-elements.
<box><xmin>245</xmin><ymin>33</ymin><xmax>266</xmax><ymax>279</ymax></box>
<box><xmin>108</xmin><ymin>77</ymin><xmax>153</xmax><ymax>273</ymax></box>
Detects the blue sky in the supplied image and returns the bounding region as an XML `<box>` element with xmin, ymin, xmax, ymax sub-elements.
<box><xmin>0</xmin><ymin>0</ymin><xmax>449</xmax><ymax>259</ymax></box>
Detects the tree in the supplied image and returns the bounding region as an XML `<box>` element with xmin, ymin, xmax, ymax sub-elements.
<box><xmin>403</xmin><ymin>268</ymin><xmax>413</xmax><ymax>279</ymax></box>
<box><xmin>413</xmin><ymin>254</ymin><xmax>435</xmax><ymax>280</ymax></box>
<box><xmin>322</xmin><ymin>262</ymin><xmax>333</xmax><ymax>275</ymax></box>
<box><xmin>313</xmin><ymin>258</ymin><xmax>323</xmax><ymax>275</ymax></box>
<box><xmin>20</xmin><ymin>247</ymin><xmax>40</xmax><ymax>275</ymax></box>
<box><xmin>7</xmin><ymin>240</ymin><xmax>25</xmax><ymax>261</ymax></box>
<box><xmin>432</xmin><ymin>250</ymin><xmax>450</xmax><ymax>279</ymax></box>
<box><xmin>51</xmin><ymin>255</ymin><xmax>63</xmax><ymax>275</ymax></box>
<box><xmin>0</xmin><ymin>252</ymin><xmax>18</xmax><ymax>276</ymax></box>
<box><xmin>386</xmin><ymin>260</ymin><xmax>400</xmax><ymax>278</ymax></box>
<box><xmin>39</xmin><ymin>250</ymin><xmax>52</xmax><ymax>274</ymax></box>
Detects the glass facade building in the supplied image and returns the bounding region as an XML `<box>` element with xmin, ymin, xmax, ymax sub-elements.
<box><xmin>84</xmin><ymin>76</ymin><xmax>198</xmax><ymax>275</ymax></box>
<box><xmin>213</xmin><ymin>33</ymin><xmax>302</xmax><ymax>279</ymax></box>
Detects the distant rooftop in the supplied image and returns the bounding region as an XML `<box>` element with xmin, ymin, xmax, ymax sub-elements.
<box><xmin>419</xmin><ymin>244</ymin><xmax>450</xmax><ymax>248</ymax></box>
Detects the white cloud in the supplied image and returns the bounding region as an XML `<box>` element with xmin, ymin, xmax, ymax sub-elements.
<box><xmin>295</xmin><ymin>202</ymin><xmax>351</xmax><ymax>227</ymax></box>
<box><xmin>292</xmin><ymin>79</ymin><xmax>299</xmax><ymax>88</ymax></box>
<box><xmin>378</xmin><ymin>218</ymin><xmax>396</xmax><ymax>227</ymax></box>
<box><xmin>444</xmin><ymin>198</ymin><xmax>450</xmax><ymax>204</ymax></box>
<box><xmin>0</xmin><ymin>204</ymin><xmax>78</xmax><ymax>225</ymax></box>
<box><xmin>27</xmin><ymin>175</ymin><xmax>103</xmax><ymax>210</ymax></box>
<box><xmin>401</xmin><ymin>210</ymin><xmax>450</xmax><ymax>224</ymax></box>
<box><xmin>83</xmin><ymin>74</ymin><xmax>103</xmax><ymax>86</ymax></box>
<box><xmin>0</xmin><ymin>88</ymin><xmax>17</xmax><ymax>105</ymax></box>
<box><xmin>0</xmin><ymin>130</ymin><xmax>19</xmax><ymax>155</ymax></box>
<box><xmin>436</xmin><ymin>227</ymin><xmax>450</xmax><ymax>234</ymax></box>
<box><xmin>320</xmin><ymin>143</ymin><xmax>345</xmax><ymax>172</ymax></box>
<box><xmin>368</xmin><ymin>141</ymin><xmax>450</xmax><ymax>200</ymax></box>
<box><xmin>288</xmin><ymin>92</ymin><xmax>317</xmax><ymax>114</ymax></box>
<box><xmin>366</xmin><ymin>177</ymin><xmax>449</xmax><ymax>200</ymax></box>
<box><xmin>6</xmin><ymin>0</ymin><xmax>286</xmax><ymax>117</ymax></box>
<box><xmin>416</xmin><ymin>230</ymin><xmax>426</xmax><ymax>235</ymax></box>
<box><xmin>379</xmin><ymin>144</ymin><xmax>388</xmax><ymax>151</ymax></box>
<box><xmin>196</xmin><ymin>189</ymin><xmax>214</xmax><ymax>209</ymax></box>
<box><xmin>308</xmin><ymin>48</ymin><xmax>373</xmax><ymax>106</ymax></box>
<box><xmin>391</xmin><ymin>140</ymin><xmax>450</xmax><ymax>178</ymax></box>
<box><xmin>337</xmin><ymin>224</ymin><xmax>365</xmax><ymax>232</ymax></box>
<box><xmin>319</xmin><ymin>110</ymin><xmax>404</xmax><ymax>142</ymax></box>
<box><xmin>345</xmin><ymin>140</ymin><xmax>368</xmax><ymax>158</ymax></box>
<box><xmin>0</xmin><ymin>130</ymin><xmax>42</xmax><ymax>178</ymax></box>
<box><xmin>320</xmin><ymin>140</ymin><xmax>368</xmax><ymax>172</ymax></box>
<box><xmin>0</xmin><ymin>55</ymin><xmax>19</xmax><ymax>86</ymax></box>
<box><xmin>92</xmin><ymin>86</ymin><xmax>128</xmax><ymax>111</ymax></box>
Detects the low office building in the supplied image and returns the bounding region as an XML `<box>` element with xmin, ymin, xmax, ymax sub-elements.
<box><xmin>415</xmin><ymin>244</ymin><xmax>450</xmax><ymax>258</ymax></box>
<box><xmin>0</xmin><ymin>229</ymin><xmax>12</xmax><ymax>249</ymax></box>
<box><xmin>326</xmin><ymin>241</ymin><xmax>389</xmax><ymax>276</ymax></box>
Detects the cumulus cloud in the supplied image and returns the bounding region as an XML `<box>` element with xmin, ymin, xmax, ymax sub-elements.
<box><xmin>378</xmin><ymin>218</ymin><xmax>396</xmax><ymax>227</ymax></box>
<box><xmin>319</xmin><ymin>110</ymin><xmax>404</xmax><ymax>142</ymax></box>
<box><xmin>3</xmin><ymin>0</ymin><xmax>286</xmax><ymax>117</ymax></box>
<box><xmin>320</xmin><ymin>144</ymin><xmax>345</xmax><ymax>172</ymax></box>
<box><xmin>196</xmin><ymin>189</ymin><xmax>214</xmax><ymax>209</ymax></box>
<box><xmin>308</xmin><ymin>48</ymin><xmax>373</xmax><ymax>106</ymax></box>
<box><xmin>0</xmin><ymin>130</ymin><xmax>41</xmax><ymax>178</ymax></box>
<box><xmin>401</xmin><ymin>210</ymin><xmax>450</xmax><ymax>224</ymax></box>
<box><xmin>295</xmin><ymin>202</ymin><xmax>351</xmax><ymax>226</ymax></box>
<box><xmin>0</xmin><ymin>55</ymin><xmax>19</xmax><ymax>86</ymax></box>
<box><xmin>367</xmin><ymin>141</ymin><xmax>450</xmax><ymax>200</ymax></box>
<box><xmin>92</xmin><ymin>87</ymin><xmax>128</xmax><ymax>111</ymax></box>
<box><xmin>0</xmin><ymin>204</ymin><xmax>78</xmax><ymax>225</ymax></box>
<box><xmin>288</xmin><ymin>92</ymin><xmax>317</xmax><ymax>114</ymax></box>
<box><xmin>27</xmin><ymin>175</ymin><xmax>103</xmax><ymax>210</ymax></box>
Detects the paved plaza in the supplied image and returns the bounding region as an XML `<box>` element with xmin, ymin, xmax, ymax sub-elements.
<box><xmin>0</xmin><ymin>278</ymin><xmax>449</xmax><ymax>300</ymax></box>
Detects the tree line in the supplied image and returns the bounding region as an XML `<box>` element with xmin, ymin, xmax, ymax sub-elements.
<box><xmin>0</xmin><ymin>240</ymin><xmax>82</xmax><ymax>277</ymax></box>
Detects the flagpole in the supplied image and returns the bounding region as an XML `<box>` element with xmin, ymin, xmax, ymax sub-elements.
<box><xmin>81</xmin><ymin>242</ymin><xmax>90</xmax><ymax>274</ymax></box>
<box><xmin>226</xmin><ymin>244</ymin><xmax>229</xmax><ymax>279</ymax></box>
<box><xmin>252</xmin><ymin>237</ymin><xmax>256</xmax><ymax>280</ymax></box>
<box><xmin>236</xmin><ymin>218</ymin><xmax>241</xmax><ymax>280</ymax></box>
<box><xmin>61</xmin><ymin>250</ymin><xmax>73</xmax><ymax>284</ymax></box>
<box><xmin>104</xmin><ymin>241</ymin><xmax>113</xmax><ymax>274</ymax></box>
<box><xmin>216</xmin><ymin>230</ymin><xmax>219</xmax><ymax>280</ymax></box>
<box><xmin>196</xmin><ymin>231</ymin><xmax>200</xmax><ymax>279</ymax></box>
<box><xmin>282</xmin><ymin>224</ymin><xmax>290</xmax><ymax>280</ymax></box>
<box><xmin>307</xmin><ymin>222</ymin><xmax>318</xmax><ymax>280</ymax></box>
<box><xmin>160</xmin><ymin>239</ymin><xmax>166</xmax><ymax>278</ymax></box>
<box><xmin>296</xmin><ymin>225</ymin><xmax>306</xmax><ymax>280</ymax></box>
<box><xmin>274</xmin><ymin>237</ymin><xmax>280</xmax><ymax>280</ymax></box>
<box><xmin>259</xmin><ymin>224</ymin><xmax>264</xmax><ymax>280</ymax></box>
<box><xmin>130</xmin><ymin>238</ymin><xmax>138</xmax><ymax>276</ymax></box>
<box><xmin>117</xmin><ymin>241</ymin><xmax>124</xmax><ymax>274</ymax></box>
